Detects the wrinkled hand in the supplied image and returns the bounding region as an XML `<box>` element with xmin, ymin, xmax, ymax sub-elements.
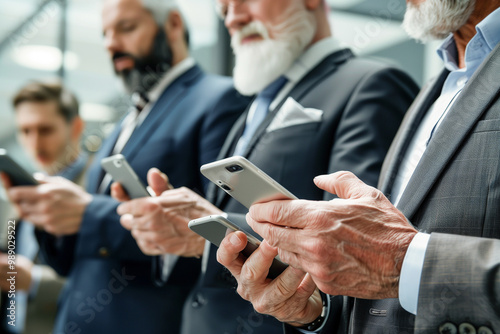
<box><xmin>116</xmin><ymin>168</ymin><xmax>222</xmax><ymax>257</ymax></box>
<box><xmin>1</xmin><ymin>173</ymin><xmax>92</xmax><ymax>236</ymax></box>
<box><xmin>217</xmin><ymin>231</ymin><xmax>322</xmax><ymax>325</ymax></box>
<box><xmin>247</xmin><ymin>171</ymin><xmax>418</xmax><ymax>299</ymax></box>
<box><xmin>0</xmin><ymin>253</ymin><xmax>34</xmax><ymax>291</ymax></box>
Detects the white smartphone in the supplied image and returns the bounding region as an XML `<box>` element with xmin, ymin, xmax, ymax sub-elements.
<box><xmin>200</xmin><ymin>156</ymin><xmax>297</xmax><ymax>208</ymax></box>
<box><xmin>100</xmin><ymin>154</ymin><xmax>153</xmax><ymax>199</ymax></box>
<box><xmin>188</xmin><ymin>215</ymin><xmax>288</xmax><ymax>279</ymax></box>
<box><xmin>0</xmin><ymin>149</ymin><xmax>38</xmax><ymax>186</ymax></box>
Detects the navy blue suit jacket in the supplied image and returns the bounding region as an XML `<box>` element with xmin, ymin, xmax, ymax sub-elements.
<box><xmin>37</xmin><ymin>65</ymin><xmax>249</xmax><ymax>334</ymax></box>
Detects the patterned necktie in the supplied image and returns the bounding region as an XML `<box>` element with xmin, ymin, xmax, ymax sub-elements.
<box><xmin>233</xmin><ymin>76</ymin><xmax>288</xmax><ymax>156</ymax></box>
<box><xmin>131</xmin><ymin>91</ymin><xmax>150</xmax><ymax>112</ymax></box>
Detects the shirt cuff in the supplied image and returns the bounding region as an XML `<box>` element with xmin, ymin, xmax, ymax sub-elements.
<box><xmin>161</xmin><ymin>254</ymin><xmax>179</xmax><ymax>281</ymax></box>
<box><xmin>28</xmin><ymin>264</ymin><xmax>43</xmax><ymax>299</ymax></box>
<box><xmin>296</xmin><ymin>293</ymin><xmax>330</xmax><ymax>333</ymax></box>
<box><xmin>399</xmin><ymin>232</ymin><xmax>430</xmax><ymax>315</ymax></box>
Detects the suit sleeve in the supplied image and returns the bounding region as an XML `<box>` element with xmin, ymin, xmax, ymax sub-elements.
<box><xmin>325</xmin><ymin>67</ymin><xmax>419</xmax><ymax>198</ymax></box>
<box><xmin>415</xmin><ymin>233</ymin><xmax>500</xmax><ymax>332</ymax></box>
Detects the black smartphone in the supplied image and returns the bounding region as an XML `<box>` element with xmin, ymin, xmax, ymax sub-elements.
<box><xmin>189</xmin><ymin>215</ymin><xmax>288</xmax><ymax>279</ymax></box>
<box><xmin>0</xmin><ymin>149</ymin><xmax>38</xmax><ymax>186</ymax></box>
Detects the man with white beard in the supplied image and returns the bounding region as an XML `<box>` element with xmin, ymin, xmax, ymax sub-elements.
<box><xmin>111</xmin><ymin>0</ymin><xmax>418</xmax><ymax>333</ymax></box>
<box><xmin>216</xmin><ymin>0</ymin><xmax>500</xmax><ymax>333</ymax></box>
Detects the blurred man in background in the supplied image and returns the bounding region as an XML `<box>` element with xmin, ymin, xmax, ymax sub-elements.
<box><xmin>0</xmin><ymin>81</ymin><xmax>86</xmax><ymax>334</ymax></box>
<box><xmin>113</xmin><ymin>0</ymin><xmax>419</xmax><ymax>333</ymax></box>
<box><xmin>1</xmin><ymin>0</ymin><xmax>248</xmax><ymax>333</ymax></box>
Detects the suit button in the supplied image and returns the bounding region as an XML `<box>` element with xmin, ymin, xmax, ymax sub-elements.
<box><xmin>439</xmin><ymin>322</ymin><xmax>458</xmax><ymax>334</ymax></box>
<box><xmin>459</xmin><ymin>323</ymin><xmax>476</xmax><ymax>334</ymax></box>
<box><xmin>191</xmin><ymin>293</ymin><xmax>206</xmax><ymax>309</ymax></box>
<box><xmin>478</xmin><ymin>327</ymin><xmax>493</xmax><ymax>334</ymax></box>
<box><xmin>99</xmin><ymin>247</ymin><xmax>109</xmax><ymax>257</ymax></box>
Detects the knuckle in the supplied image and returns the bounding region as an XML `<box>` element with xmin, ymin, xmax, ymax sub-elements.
<box><xmin>252</xmin><ymin>299</ymin><xmax>268</xmax><ymax>314</ymax></box>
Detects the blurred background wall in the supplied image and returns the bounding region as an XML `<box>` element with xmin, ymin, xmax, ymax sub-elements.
<box><xmin>0</xmin><ymin>0</ymin><xmax>445</xmax><ymax>220</ymax></box>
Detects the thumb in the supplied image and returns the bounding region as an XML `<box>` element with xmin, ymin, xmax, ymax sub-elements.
<box><xmin>0</xmin><ymin>172</ymin><xmax>12</xmax><ymax>189</ymax></box>
<box><xmin>147</xmin><ymin>168</ymin><xmax>172</xmax><ymax>196</ymax></box>
<box><xmin>313</xmin><ymin>171</ymin><xmax>377</xmax><ymax>200</ymax></box>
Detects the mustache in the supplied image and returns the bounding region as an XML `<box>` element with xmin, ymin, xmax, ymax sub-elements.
<box><xmin>112</xmin><ymin>52</ymin><xmax>136</xmax><ymax>62</ymax></box>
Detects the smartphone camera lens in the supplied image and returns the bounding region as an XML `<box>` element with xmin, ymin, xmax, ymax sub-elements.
<box><xmin>225</xmin><ymin>164</ymin><xmax>243</xmax><ymax>173</ymax></box>
<box><xmin>113</xmin><ymin>160</ymin><xmax>122</xmax><ymax>168</ymax></box>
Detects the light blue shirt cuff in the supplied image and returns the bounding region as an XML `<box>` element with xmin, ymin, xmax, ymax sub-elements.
<box><xmin>399</xmin><ymin>232</ymin><xmax>430</xmax><ymax>315</ymax></box>
<box><xmin>28</xmin><ymin>264</ymin><xmax>43</xmax><ymax>299</ymax></box>
<box><xmin>296</xmin><ymin>294</ymin><xmax>330</xmax><ymax>333</ymax></box>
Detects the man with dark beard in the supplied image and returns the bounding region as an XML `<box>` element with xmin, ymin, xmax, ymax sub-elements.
<box><xmin>0</xmin><ymin>0</ymin><xmax>248</xmax><ymax>333</ymax></box>
<box><xmin>112</xmin><ymin>0</ymin><xmax>419</xmax><ymax>333</ymax></box>
<box><xmin>216</xmin><ymin>0</ymin><xmax>500</xmax><ymax>333</ymax></box>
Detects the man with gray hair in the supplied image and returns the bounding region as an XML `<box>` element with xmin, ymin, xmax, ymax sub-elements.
<box><xmin>1</xmin><ymin>0</ymin><xmax>249</xmax><ymax>333</ymax></box>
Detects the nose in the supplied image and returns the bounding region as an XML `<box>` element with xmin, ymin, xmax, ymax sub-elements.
<box><xmin>225</xmin><ymin>2</ymin><xmax>252</xmax><ymax>35</ymax></box>
<box><xmin>103</xmin><ymin>30</ymin><xmax>122</xmax><ymax>54</ymax></box>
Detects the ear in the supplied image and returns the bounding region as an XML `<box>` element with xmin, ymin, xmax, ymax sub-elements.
<box><xmin>70</xmin><ymin>116</ymin><xmax>84</xmax><ymax>142</ymax></box>
<box><xmin>304</xmin><ymin>0</ymin><xmax>323</xmax><ymax>11</ymax></box>
<box><xmin>164</xmin><ymin>10</ymin><xmax>184</xmax><ymax>44</ymax></box>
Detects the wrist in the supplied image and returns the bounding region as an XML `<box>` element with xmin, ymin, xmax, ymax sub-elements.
<box><xmin>289</xmin><ymin>292</ymin><xmax>327</xmax><ymax>331</ymax></box>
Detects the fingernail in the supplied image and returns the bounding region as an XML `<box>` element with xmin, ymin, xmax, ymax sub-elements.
<box><xmin>229</xmin><ymin>233</ymin><xmax>242</xmax><ymax>247</ymax></box>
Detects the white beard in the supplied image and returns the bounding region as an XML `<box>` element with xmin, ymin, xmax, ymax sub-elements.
<box><xmin>403</xmin><ymin>0</ymin><xmax>475</xmax><ymax>42</ymax></box>
<box><xmin>231</xmin><ymin>6</ymin><xmax>316</xmax><ymax>96</ymax></box>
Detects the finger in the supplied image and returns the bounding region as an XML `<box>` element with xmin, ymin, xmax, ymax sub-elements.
<box><xmin>246</xmin><ymin>214</ymin><xmax>303</xmax><ymax>251</ymax></box>
<box><xmin>314</xmin><ymin>171</ymin><xmax>377</xmax><ymax>200</ymax></box>
<box><xmin>116</xmin><ymin>197</ymin><xmax>154</xmax><ymax>216</ymax></box>
<box><xmin>217</xmin><ymin>231</ymin><xmax>248</xmax><ymax>278</ymax></box>
<box><xmin>6</xmin><ymin>186</ymin><xmax>42</xmax><ymax>204</ymax></box>
<box><xmin>267</xmin><ymin>262</ymin><xmax>308</xmax><ymax>299</ymax></box>
<box><xmin>239</xmin><ymin>238</ymin><xmax>281</xmax><ymax>286</ymax></box>
<box><xmin>0</xmin><ymin>173</ymin><xmax>12</xmax><ymax>188</ymax></box>
<box><xmin>120</xmin><ymin>214</ymin><xmax>134</xmax><ymax>230</ymax></box>
<box><xmin>147</xmin><ymin>168</ymin><xmax>173</xmax><ymax>196</ymax></box>
<box><xmin>111</xmin><ymin>182</ymin><xmax>130</xmax><ymax>202</ymax></box>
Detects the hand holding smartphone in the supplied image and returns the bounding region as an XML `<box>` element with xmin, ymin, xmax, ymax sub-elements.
<box><xmin>101</xmin><ymin>154</ymin><xmax>154</xmax><ymax>199</ymax></box>
<box><xmin>0</xmin><ymin>149</ymin><xmax>38</xmax><ymax>186</ymax></box>
<box><xmin>188</xmin><ymin>215</ymin><xmax>288</xmax><ymax>279</ymax></box>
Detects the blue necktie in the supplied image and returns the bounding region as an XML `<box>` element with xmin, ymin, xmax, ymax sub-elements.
<box><xmin>233</xmin><ymin>76</ymin><xmax>288</xmax><ymax>156</ymax></box>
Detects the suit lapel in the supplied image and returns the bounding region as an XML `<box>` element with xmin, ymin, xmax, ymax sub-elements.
<box><xmin>397</xmin><ymin>44</ymin><xmax>500</xmax><ymax>220</ymax></box>
<box><xmin>378</xmin><ymin>71</ymin><xmax>448</xmax><ymax>195</ymax></box>
<box><xmin>242</xmin><ymin>49</ymin><xmax>355</xmax><ymax>158</ymax></box>
<box><xmin>121</xmin><ymin>66</ymin><xmax>202</xmax><ymax>162</ymax></box>
<box><xmin>211</xmin><ymin>49</ymin><xmax>354</xmax><ymax>207</ymax></box>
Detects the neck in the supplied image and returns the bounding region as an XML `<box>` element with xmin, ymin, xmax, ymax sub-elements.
<box><xmin>454</xmin><ymin>2</ymin><xmax>500</xmax><ymax>68</ymax></box>
<box><xmin>308</xmin><ymin>10</ymin><xmax>332</xmax><ymax>47</ymax></box>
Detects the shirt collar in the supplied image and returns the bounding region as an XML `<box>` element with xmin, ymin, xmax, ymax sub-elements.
<box><xmin>147</xmin><ymin>57</ymin><xmax>196</xmax><ymax>103</ymax></box>
<box><xmin>284</xmin><ymin>37</ymin><xmax>343</xmax><ymax>84</ymax></box>
<box><xmin>437</xmin><ymin>6</ymin><xmax>500</xmax><ymax>72</ymax></box>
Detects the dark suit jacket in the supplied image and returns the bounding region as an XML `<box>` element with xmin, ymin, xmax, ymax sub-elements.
<box><xmin>36</xmin><ymin>65</ymin><xmax>249</xmax><ymax>334</ymax></box>
<box><xmin>328</xmin><ymin>43</ymin><xmax>500</xmax><ymax>334</ymax></box>
<box><xmin>180</xmin><ymin>49</ymin><xmax>419</xmax><ymax>334</ymax></box>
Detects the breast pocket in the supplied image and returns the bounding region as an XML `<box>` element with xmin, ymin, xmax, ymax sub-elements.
<box><xmin>472</xmin><ymin>118</ymin><xmax>500</xmax><ymax>133</ymax></box>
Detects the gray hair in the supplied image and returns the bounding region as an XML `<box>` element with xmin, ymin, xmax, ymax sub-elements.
<box><xmin>141</xmin><ymin>0</ymin><xmax>179</xmax><ymax>25</ymax></box>
<box><xmin>140</xmin><ymin>0</ymin><xmax>189</xmax><ymax>44</ymax></box>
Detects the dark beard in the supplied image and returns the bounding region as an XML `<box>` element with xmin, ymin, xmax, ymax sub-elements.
<box><xmin>114</xmin><ymin>27</ymin><xmax>173</xmax><ymax>94</ymax></box>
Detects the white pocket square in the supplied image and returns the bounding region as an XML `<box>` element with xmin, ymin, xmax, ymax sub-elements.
<box><xmin>266</xmin><ymin>97</ymin><xmax>323</xmax><ymax>132</ymax></box>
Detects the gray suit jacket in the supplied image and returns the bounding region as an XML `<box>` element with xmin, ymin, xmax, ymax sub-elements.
<box><xmin>328</xmin><ymin>42</ymin><xmax>500</xmax><ymax>334</ymax></box>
